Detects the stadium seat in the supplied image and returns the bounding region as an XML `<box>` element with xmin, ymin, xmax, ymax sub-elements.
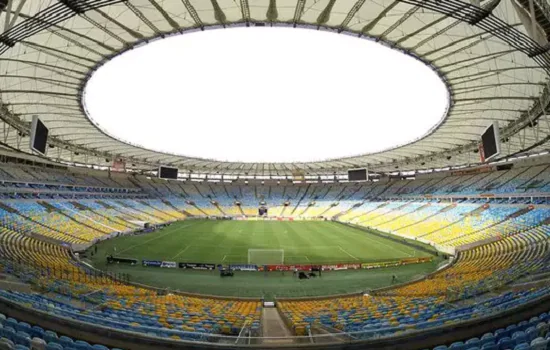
<box><xmin>530</xmin><ymin>337</ymin><xmax>548</xmax><ymax>350</ymax></box>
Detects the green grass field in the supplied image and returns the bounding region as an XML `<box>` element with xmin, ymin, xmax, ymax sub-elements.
<box><xmin>89</xmin><ymin>220</ymin><xmax>443</xmax><ymax>298</ymax></box>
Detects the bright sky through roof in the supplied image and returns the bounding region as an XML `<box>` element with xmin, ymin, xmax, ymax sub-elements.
<box><xmin>84</xmin><ymin>27</ymin><xmax>449</xmax><ymax>163</ymax></box>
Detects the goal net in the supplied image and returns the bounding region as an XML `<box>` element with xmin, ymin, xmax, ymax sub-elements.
<box><xmin>247</xmin><ymin>249</ymin><xmax>284</xmax><ymax>265</ymax></box>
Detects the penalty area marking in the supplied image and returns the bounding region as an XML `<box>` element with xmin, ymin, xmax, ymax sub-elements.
<box><xmin>338</xmin><ymin>246</ymin><xmax>359</xmax><ymax>261</ymax></box>
<box><xmin>358</xmin><ymin>232</ymin><xmax>413</xmax><ymax>257</ymax></box>
<box><xmin>221</xmin><ymin>254</ymin><xmax>241</xmax><ymax>262</ymax></box>
<box><xmin>171</xmin><ymin>245</ymin><xmax>191</xmax><ymax>259</ymax></box>
<box><xmin>117</xmin><ymin>223</ymin><xmax>195</xmax><ymax>254</ymax></box>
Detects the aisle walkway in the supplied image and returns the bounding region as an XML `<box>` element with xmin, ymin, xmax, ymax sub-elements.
<box><xmin>260</xmin><ymin>307</ymin><xmax>295</xmax><ymax>344</ymax></box>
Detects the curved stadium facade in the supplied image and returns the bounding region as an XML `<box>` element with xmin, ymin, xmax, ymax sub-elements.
<box><xmin>1</xmin><ymin>0</ymin><xmax>550</xmax><ymax>350</ymax></box>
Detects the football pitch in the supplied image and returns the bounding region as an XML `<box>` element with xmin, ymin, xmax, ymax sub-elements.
<box><xmin>95</xmin><ymin>220</ymin><xmax>432</xmax><ymax>264</ymax></box>
<box><xmin>90</xmin><ymin>220</ymin><xmax>442</xmax><ymax>297</ymax></box>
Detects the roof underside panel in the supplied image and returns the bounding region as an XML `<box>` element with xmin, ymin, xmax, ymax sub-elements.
<box><xmin>0</xmin><ymin>0</ymin><xmax>548</xmax><ymax>175</ymax></box>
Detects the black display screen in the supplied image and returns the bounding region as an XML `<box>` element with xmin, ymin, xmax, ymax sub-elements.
<box><xmin>159</xmin><ymin>166</ymin><xmax>178</xmax><ymax>179</ymax></box>
<box><xmin>348</xmin><ymin>169</ymin><xmax>367</xmax><ymax>181</ymax></box>
<box><xmin>481</xmin><ymin>123</ymin><xmax>500</xmax><ymax>161</ymax></box>
<box><xmin>31</xmin><ymin>117</ymin><xmax>48</xmax><ymax>155</ymax></box>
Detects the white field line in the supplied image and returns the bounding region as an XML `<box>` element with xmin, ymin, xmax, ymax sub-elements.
<box><xmin>304</xmin><ymin>256</ymin><xmax>310</xmax><ymax>262</ymax></box>
<box><xmin>338</xmin><ymin>246</ymin><xmax>359</xmax><ymax>261</ymax></box>
<box><xmin>358</xmin><ymin>233</ymin><xmax>413</xmax><ymax>257</ymax></box>
<box><xmin>171</xmin><ymin>245</ymin><xmax>191</xmax><ymax>259</ymax></box>
<box><xmin>118</xmin><ymin>223</ymin><xmax>195</xmax><ymax>254</ymax></box>
<box><xmin>189</xmin><ymin>244</ymin><xmax>337</xmax><ymax>249</ymax></box>
<box><xmin>221</xmin><ymin>254</ymin><xmax>242</xmax><ymax>262</ymax></box>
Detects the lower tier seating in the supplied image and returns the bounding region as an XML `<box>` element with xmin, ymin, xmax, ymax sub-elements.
<box><xmin>0</xmin><ymin>312</ymin><xmax>121</xmax><ymax>350</ymax></box>
<box><xmin>279</xmin><ymin>225</ymin><xmax>550</xmax><ymax>336</ymax></box>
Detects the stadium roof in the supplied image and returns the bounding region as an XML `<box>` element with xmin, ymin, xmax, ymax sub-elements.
<box><xmin>0</xmin><ymin>0</ymin><xmax>549</xmax><ymax>176</ymax></box>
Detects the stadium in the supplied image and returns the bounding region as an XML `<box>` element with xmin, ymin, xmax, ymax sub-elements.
<box><xmin>1</xmin><ymin>0</ymin><xmax>550</xmax><ymax>349</ymax></box>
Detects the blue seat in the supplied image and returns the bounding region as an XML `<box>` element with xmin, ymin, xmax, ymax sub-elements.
<box><xmin>526</xmin><ymin>327</ymin><xmax>539</xmax><ymax>343</ymax></box>
<box><xmin>482</xmin><ymin>334</ymin><xmax>497</xmax><ymax>346</ymax></box>
<box><xmin>43</xmin><ymin>331</ymin><xmax>58</xmax><ymax>344</ymax></box>
<box><xmin>92</xmin><ymin>345</ymin><xmax>109</xmax><ymax>350</ymax></box>
<box><xmin>536</xmin><ymin>323</ymin><xmax>549</xmax><ymax>338</ymax></box>
<box><xmin>513</xmin><ymin>331</ymin><xmax>528</xmax><ymax>345</ymax></box>
<box><xmin>518</xmin><ymin>321</ymin><xmax>530</xmax><ymax>332</ymax></box>
<box><xmin>59</xmin><ymin>335</ymin><xmax>74</xmax><ymax>348</ymax></box>
<box><xmin>15</xmin><ymin>323</ymin><xmax>30</xmax><ymax>335</ymax></box>
<box><xmin>498</xmin><ymin>337</ymin><xmax>513</xmax><ymax>350</ymax></box>
<box><xmin>530</xmin><ymin>337</ymin><xmax>548</xmax><ymax>350</ymax></box>
<box><xmin>494</xmin><ymin>329</ymin><xmax>507</xmax><ymax>341</ymax></box>
<box><xmin>513</xmin><ymin>343</ymin><xmax>531</xmax><ymax>350</ymax></box>
<box><xmin>466</xmin><ymin>338</ymin><xmax>481</xmax><ymax>348</ymax></box>
<box><xmin>30</xmin><ymin>326</ymin><xmax>44</xmax><ymax>339</ymax></box>
<box><xmin>0</xmin><ymin>337</ymin><xmax>15</xmax><ymax>349</ymax></box>
<box><xmin>46</xmin><ymin>343</ymin><xmax>63</xmax><ymax>350</ymax></box>
<box><xmin>434</xmin><ymin>346</ymin><xmax>448</xmax><ymax>350</ymax></box>
<box><xmin>14</xmin><ymin>332</ymin><xmax>30</xmax><ymax>347</ymax></box>
<box><xmin>2</xmin><ymin>327</ymin><xmax>15</xmax><ymax>342</ymax></box>
<box><xmin>481</xmin><ymin>344</ymin><xmax>498</xmax><ymax>350</ymax></box>
<box><xmin>74</xmin><ymin>340</ymin><xmax>92</xmax><ymax>350</ymax></box>
<box><xmin>4</xmin><ymin>320</ymin><xmax>17</xmax><ymax>331</ymax></box>
<box><xmin>450</xmin><ymin>342</ymin><xmax>465</xmax><ymax>350</ymax></box>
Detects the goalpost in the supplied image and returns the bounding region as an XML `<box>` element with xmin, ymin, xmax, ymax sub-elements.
<box><xmin>247</xmin><ymin>249</ymin><xmax>285</xmax><ymax>265</ymax></box>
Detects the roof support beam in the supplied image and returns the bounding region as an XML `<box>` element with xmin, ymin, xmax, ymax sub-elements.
<box><xmin>0</xmin><ymin>90</ymin><xmax>78</xmax><ymax>99</ymax></box>
<box><xmin>149</xmin><ymin>0</ymin><xmax>180</xmax><ymax>30</ymax></box>
<box><xmin>1</xmin><ymin>75</ymin><xmax>81</xmax><ymax>88</ymax></box>
<box><xmin>452</xmin><ymin>82</ymin><xmax>545</xmax><ymax>94</ymax></box>
<box><xmin>455</xmin><ymin>96</ymin><xmax>538</xmax><ymax>102</ymax></box>
<box><xmin>180</xmin><ymin>0</ymin><xmax>203</xmax><ymax>29</ymax></box>
<box><xmin>449</xmin><ymin>67</ymin><xmax>541</xmax><ymax>82</ymax></box>
<box><xmin>240</xmin><ymin>0</ymin><xmax>251</xmax><ymax>24</ymax></box>
<box><xmin>380</xmin><ymin>4</ymin><xmax>420</xmax><ymax>40</ymax></box>
<box><xmin>411</xmin><ymin>17</ymin><xmax>461</xmax><ymax>51</ymax></box>
<box><xmin>361</xmin><ymin>1</ymin><xmax>399</xmax><ymax>34</ymax></box>
<box><xmin>0</xmin><ymin>58</ymin><xmax>86</xmax><ymax>78</ymax></box>
<box><xmin>338</xmin><ymin>0</ymin><xmax>366</xmax><ymax>32</ymax></box>
<box><xmin>125</xmin><ymin>1</ymin><xmax>161</xmax><ymax>35</ymax></box>
<box><xmin>439</xmin><ymin>50</ymin><xmax>514</xmax><ymax>71</ymax></box>
<box><xmin>395</xmin><ymin>15</ymin><xmax>448</xmax><ymax>45</ymax></box>
<box><xmin>8</xmin><ymin>0</ymin><xmax>28</xmax><ymax>31</ymax></box>
<box><xmin>80</xmin><ymin>13</ymin><xmax>128</xmax><ymax>45</ymax></box>
<box><xmin>20</xmin><ymin>41</ymin><xmax>96</xmax><ymax>67</ymax></box>
<box><xmin>292</xmin><ymin>0</ymin><xmax>306</xmax><ymax>26</ymax></box>
<box><xmin>3</xmin><ymin>0</ymin><xmax>13</xmax><ymax>33</ymax></box>
<box><xmin>94</xmin><ymin>9</ymin><xmax>144</xmax><ymax>39</ymax></box>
